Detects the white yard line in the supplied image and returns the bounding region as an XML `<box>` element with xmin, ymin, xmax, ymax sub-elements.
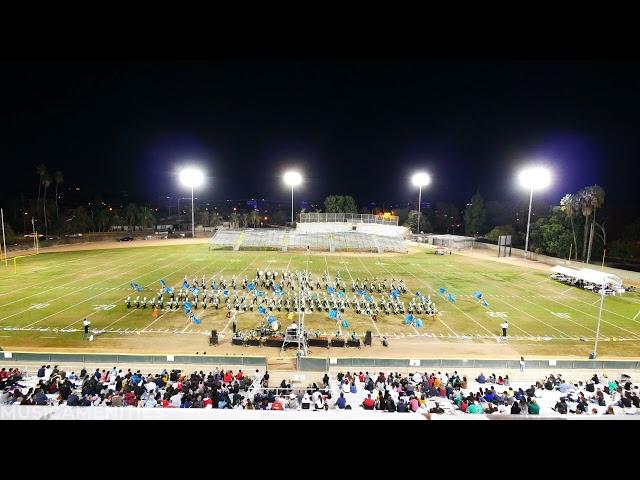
<box><xmin>0</xmin><ymin>251</ymin><xmax>114</xmax><ymax>296</ymax></box>
<box><xmin>20</xmin><ymin>252</ymin><xmax>171</xmax><ymax>328</ymax></box>
<box><xmin>137</xmin><ymin>257</ymin><xmax>229</xmax><ymax>332</ymax></box>
<box><xmin>497</xmin><ymin>276</ymin><xmax>640</xmax><ymax>339</ymax></box>
<box><xmin>370</xmin><ymin>257</ymin><xmax>460</xmax><ymax>337</ymax></box>
<box><xmin>0</xmin><ymin>251</ymin><xmax>167</xmax><ymax>324</ymax></box>
<box><xmin>634</xmin><ymin>309</ymin><xmax>640</xmax><ymax>322</ymax></box>
<box><xmin>387</xmin><ymin>258</ymin><xmax>492</xmax><ymax>337</ymax></box>
<box><xmin>348</xmin><ymin>259</ymin><xmax>387</xmax><ymax>334</ymax></box>
<box><xmin>0</xmin><ymin>250</ymin><xmax>160</xmax><ymax>309</ymax></box>
<box><xmin>220</xmin><ymin>255</ymin><xmax>263</xmax><ymax>335</ymax></box>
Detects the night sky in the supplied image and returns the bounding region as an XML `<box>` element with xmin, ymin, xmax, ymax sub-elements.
<box><xmin>1</xmin><ymin>60</ymin><xmax>638</xmax><ymax>211</ymax></box>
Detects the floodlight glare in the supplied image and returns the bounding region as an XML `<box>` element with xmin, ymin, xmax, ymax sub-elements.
<box><xmin>411</xmin><ymin>172</ymin><xmax>431</xmax><ymax>187</ymax></box>
<box><xmin>178</xmin><ymin>167</ymin><xmax>205</xmax><ymax>239</ymax></box>
<box><xmin>519</xmin><ymin>167</ymin><xmax>550</xmax><ymax>190</ymax></box>
<box><xmin>518</xmin><ymin>165</ymin><xmax>552</xmax><ymax>258</ymax></box>
<box><xmin>179</xmin><ymin>168</ymin><xmax>205</xmax><ymax>188</ymax></box>
<box><xmin>283</xmin><ymin>171</ymin><xmax>303</xmax><ymax>187</ymax></box>
<box><xmin>411</xmin><ymin>171</ymin><xmax>431</xmax><ymax>234</ymax></box>
<box><xmin>283</xmin><ymin>170</ymin><xmax>303</xmax><ymax>224</ymax></box>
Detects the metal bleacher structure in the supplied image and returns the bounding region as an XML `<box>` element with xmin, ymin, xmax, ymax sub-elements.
<box><xmin>209</xmin><ymin>213</ymin><xmax>409</xmax><ymax>253</ymax></box>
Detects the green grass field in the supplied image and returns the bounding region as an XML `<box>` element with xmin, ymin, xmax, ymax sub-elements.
<box><xmin>1</xmin><ymin>243</ymin><xmax>640</xmax><ymax>357</ymax></box>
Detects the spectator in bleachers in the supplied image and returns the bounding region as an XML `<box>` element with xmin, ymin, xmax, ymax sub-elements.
<box><xmin>527</xmin><ymin>398</ymin><xmax>540</xmax><ymax>415</ymax></box>
<box><xmin>362</xmin><ymin>394</ymin><xmax>375</xmax><ymax>410</ymax></box>
<box><xmin>476</xmin><ymin>372</ymin><xmax>486</xmax><ymax>384</ymax></box>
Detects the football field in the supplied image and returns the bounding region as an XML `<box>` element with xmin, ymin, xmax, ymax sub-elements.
<box><xmin>1</xmin><ymin>243</ymin><xmax>639</xmax><ymax>358</ymax></box>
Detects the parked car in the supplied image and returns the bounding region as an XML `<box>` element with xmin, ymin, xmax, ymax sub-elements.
<box><xmin>65</xmin><ymin>233</ymin><xmax>83</xmax><ymax>238</ymax></box>
<box><xmin>435</xmin><ymin>247</ymin><xmax>446</xmax><ymax>256</ymax></box>
<box><xmin>119</xmin><ymin>236</ymin><xmax>134</xmax><ymax>241</ymax></box>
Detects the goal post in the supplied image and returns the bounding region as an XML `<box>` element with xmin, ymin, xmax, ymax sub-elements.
<box><xmin>12</xmin><ymin>255</ymin><xmax>27</xmax><ymax>273</ymax></box>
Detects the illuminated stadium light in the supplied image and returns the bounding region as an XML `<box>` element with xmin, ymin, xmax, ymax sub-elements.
<box><xmin>411</xmin><ymin>171</ymin><xmax>431</xmax><ymax>187</ymax></box>
<box><xmin>179</xmin><ymin>167</ymin><xmax>205</xmax><ymax>239</ymax></box>
<box><xmin>179</xmin><ymin>168</ymin><xmax>205</xmax><ymax>189</ymax></box>
<box><xmin>411</xmin><ymin>171</ymin><xmax>431</xmax><ymax>234</ymax></box>
<box><xmin>518</xmin><ymin>166</ymin><xmax>552</xmax><ymax>258</ymax></box>
<box><xmin>283</xmin><ymin>170</ymin><xmax>303</xmax><ymax>224</ymax></box>
<box><xmin>519</xmin><ymin>166</ymin><xmax>551</xmax><ymax>190</ymax></box>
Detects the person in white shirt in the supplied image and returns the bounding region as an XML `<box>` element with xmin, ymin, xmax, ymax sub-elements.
<box><xmin>314</xmin><ymin>396</ymin><xmax>325</xmax><ymax>410</ymax></box>
<box><xmin>145</xmin><ymin>380</ymin><xmax>157</xmax><ymax>393</ymax></box>
<box><xmin>44</xmin><ymin>366</ymin><xmax>53</xmax><ymax>379</ymax></box>
<box><xmin>170</xmin><ymin>392</ymin><xmax>182</xmax><ymax>408</ymax></box>
<box><xmin>341</xmin><ymin>382</ymin><xmax>350</xmax><ymax>394</ymax></box>
<box><xmin>501</xmin><ymin>321</ymin><xmax>509</xmax><ymax>337</ymax></box>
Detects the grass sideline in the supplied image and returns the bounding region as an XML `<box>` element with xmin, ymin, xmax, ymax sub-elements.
<box><xmin>1</xmin><ymin>243</ymin><xmax>640</xmax><ymax>358</ymax></box>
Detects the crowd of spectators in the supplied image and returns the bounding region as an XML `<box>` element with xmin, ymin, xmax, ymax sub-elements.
<box><xmin>1</xmin><ymin>364</ymin><xmax>637</xmax><ymax>416</ymax></box>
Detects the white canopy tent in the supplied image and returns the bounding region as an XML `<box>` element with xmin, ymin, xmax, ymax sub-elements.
<box><xmin>550</xmin><ymin>265</ymin><xmax>623</xmax><ymax>290</ymax></box>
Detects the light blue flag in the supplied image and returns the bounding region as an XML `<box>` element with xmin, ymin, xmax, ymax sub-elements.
<box><xmin>164</xmin><ymin>287</ymin><xmax>174</xmax><ymax>295</ymax></box>
<box><xmin>190</xmin><ymin>313</ymin><xmax>201</xmax><ymax>325</ymax></box>
<box><xmin>224</xmin><ymin>290</ymin><xmax>230</xmax><ymax>297</ymax></box>
<box><xmin>404</xmin><ymin>314</ymin><xmax>413</xmax><ymax>325</ymax></box>
<box><xmin>473</xmin><ymin>291</ymin><xmax>483</xmax><ymax>300</ymax></box>
<box><xmin>160</xmin><ymin>279</ymin><xmax>166</xmax><ymax>287</ymax></box>
<box><xmin>482</xmin><ymin>300</ymin><xmax>490</xmax><ymax>308</ymax></box>
<box><xmin>192</xmin><ymin>288</ymin><xmax>199</xmax><ymax>296</ymax></box>
<box><xmin>183</xmin><ymin>301</ymin><xmax>192</xmax><ymax>313</ymax></box>
<box><xmin>415</xmin><ymin>291</ymin><xmax>422</xmax><ymax>297</ymax></box>
<box><xmin>327</xmin><ymin>287</ymin><xmax>334</xmax><ymax>294</ymax></box>
<box><xmin>267</xmin><ymin>316</ymin><xmax>276</xmax><ymax>324</ymax></box>
<box><xmin>258</xmin><ymin>306</ymin><xmax>266</xmax><ymax>315</ymax></box>
<box><xmin>256</xmin><ymin>290</ymin><xmax>265</xmax><ymax>297</ymax></box>
<box><xmin>438</xmin><ymin>287</ymin><xmax>446</xmax><ymax>295</ymax></box>
<box><xmin>212</xmin><ymin>282</ymin><xmax>218</xmax><ymax>290</ymax></box>
<box><xmin>356</xmin><ymin>289</ymin><xmax>365</xmax><ymax>296</ymax></box>
<box><xmin>341</xmin><ymin>320</ymin><xmax>349</xmax><ymax>328</ymax></box>
<box><xmin>415</xmin><ymin>318</ymin><xmax>423</xmax><ymax>328</ymax></box>
<box><xmin>448</xmin><ymin>293</ymin><xmax>456</xmax><ymax>303</ymax></box>
<box><xmin>182</xmin><ymin>280</ymin><xmax>189</xmax><ymax>289</ymax></box>
<box><xmin>248</xmin><ymin>283</ymin><xmax>255</xmax><ymax>291</ymax></box>
<box><xmin>338</xmin><ymin>291</ymin><xmax>345</xmax><ymax>298</ymax></box>
<box><xmin>364</xmin><ymin>294</ymin><xmax>373</xmax><ymax>303</ymax></box>
<box><xmin>328</xmin><ymin>309</ymin><xmax>337</xmax><ymax>319</ymax></box>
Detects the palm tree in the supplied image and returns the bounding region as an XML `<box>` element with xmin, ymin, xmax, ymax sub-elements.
<box><xmin>126</xmin><ymin>203</ymin><xmax>138</xmax><ymax>232</ymax></box>
<box><xmin>249</xmin><ymin>210</ymin><xmax>261</xmax><ymax>228</ymax></box>
<box><xmin>138</xmin><ymin>206</ymin><xmax>156</xmax><ymax>228</ymax></box>
<box><xmin>210</xmin><ymin>211</ymin><xmax>221</xmax><ymax>228</ymax></box>
<box><xmin>229</xmin><ymin>212</ymin><xmax>239</xmax><ymax>229</ymax></box>
<box><xmin>35</xmin><ymin>164</ymin><xmax>47</xmax><ymax>223</ymax></box>
<box><xmin>579</xmin><ymin>187</ymin><xmax>594</xmax><ymax>261</ymax></box>
<box><xmin>560</xmin><ymin>193</ymin><xmax>580</xmax><ymax>260</ymax></box>
<box><xmin>241</xmin><ymin>213</ymin><xmax>249</xmax><ymax>228</ymax></box>
<box><xmin>586</xmin><ymin>185</ymin><xmax>605</xmax><ymax>263</ymax></box>
<box><xmin>53</xmin><ymin>171</ymin><xmax>64</xmax><ymax>220</ymax></box>
<box><xmin>199</xmin><ymin>211</ymin><xmax>210</xmax><ymax>227</ymax></box>
<box><xmin>42</xmin><ymin>173</ymin><xmax>51</xmax><ymax>236</ymax></box>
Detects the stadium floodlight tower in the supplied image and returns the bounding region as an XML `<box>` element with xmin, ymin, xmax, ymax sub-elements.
<box><xmin>411</xmin><ymin>171</ymin><xmax>431</xmax><ymax>234</ymax></box>
<box><xmin>283</xmin><ymin>170</ymin><xmax>303</xmax><ymax>225</ymax></box>
<box><xmin>179</xmin><ymin>167</ymin><xmax>205</xmax><ymax>239</ymax></box>
<box><xmin>518</xmin><ymin>166</ymin><xmax>551</xmax><ymax>259</ymax></box>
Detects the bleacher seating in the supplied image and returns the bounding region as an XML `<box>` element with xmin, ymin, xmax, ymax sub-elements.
<box><xmin>210</xmin><ymin>229</ymin><xmax>408</xmax><ymax>253</ymax></box>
